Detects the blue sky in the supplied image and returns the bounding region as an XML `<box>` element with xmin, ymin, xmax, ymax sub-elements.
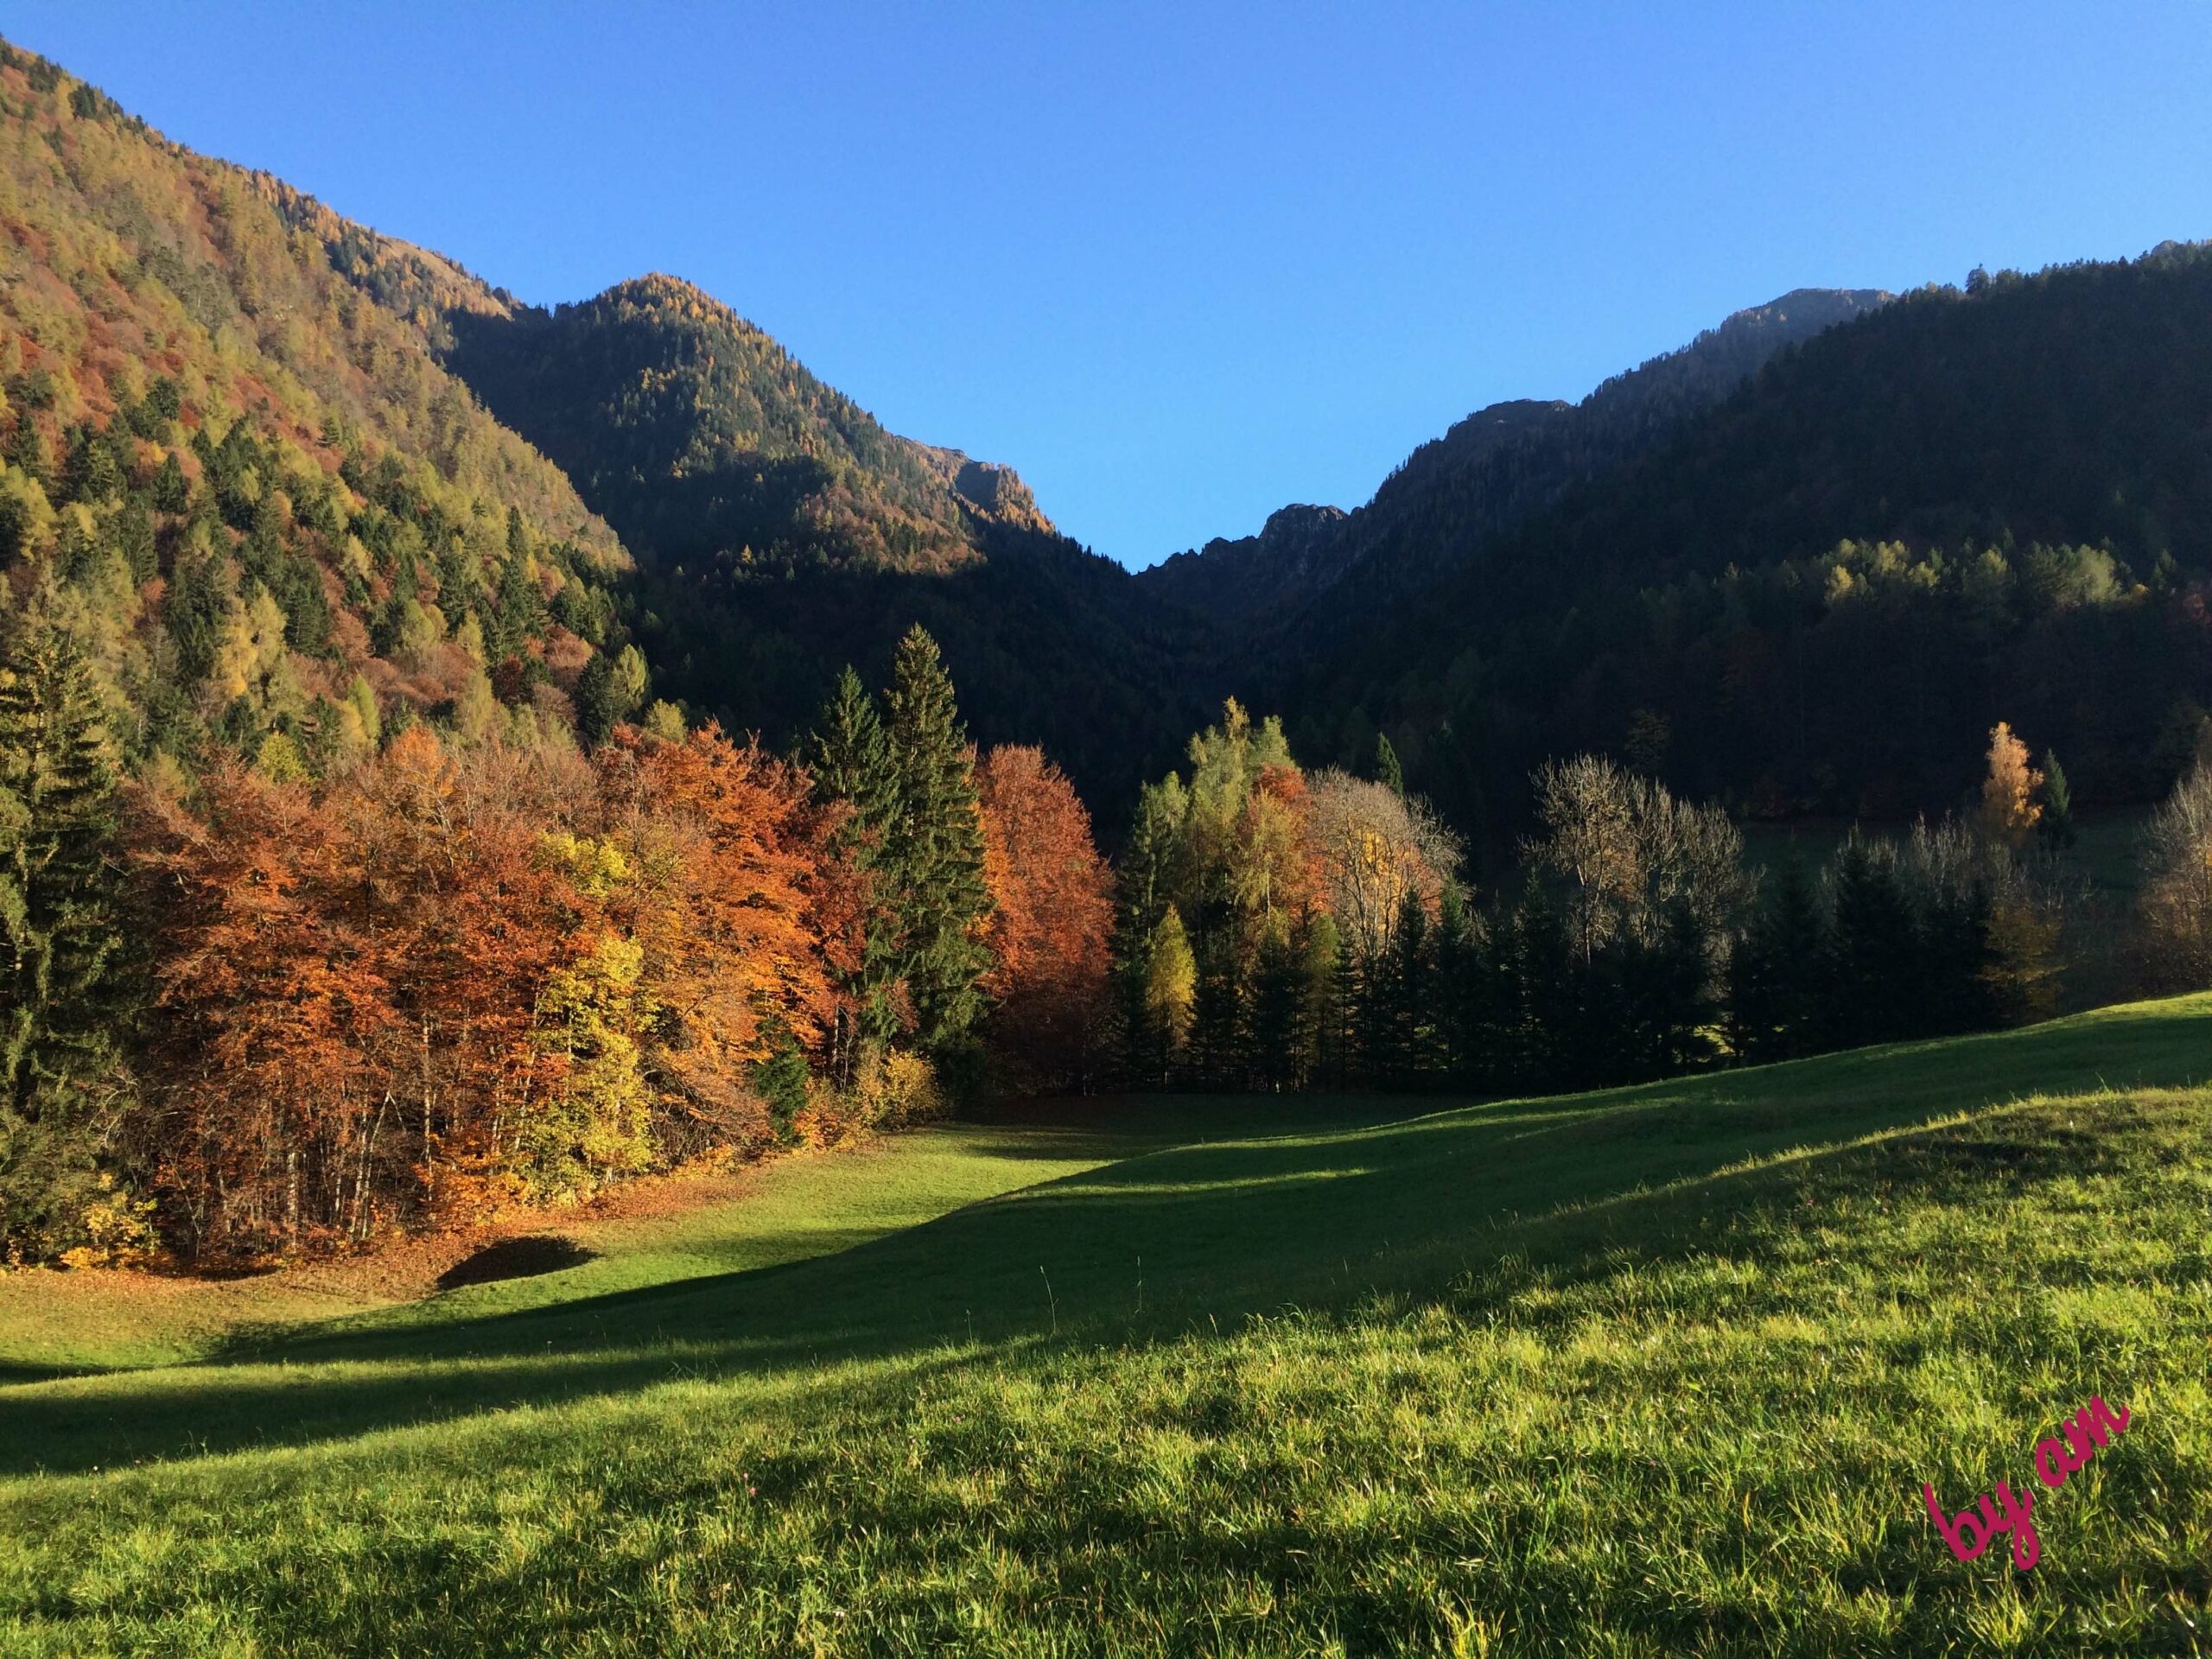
<box><xmin>10</xmin><ymin>3</ymin><xmax>2209</xmax><ymax>569</ymax></box>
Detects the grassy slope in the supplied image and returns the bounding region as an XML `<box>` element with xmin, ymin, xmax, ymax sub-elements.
<box><xmin>3</xmin><ymin>999</ymin><xmax>2211</xmax><ymax>1655</ymax></box>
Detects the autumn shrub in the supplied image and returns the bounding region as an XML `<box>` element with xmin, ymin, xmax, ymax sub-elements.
<box><xmin>56</xmin><ymin>1173</ymin><xmax>158</xmax><ymax>1270</ymax></box>
<box><xmin>853</xmin><ymin>1049</ymin><xmax>948</xmax><ymax>1130</ymax></box>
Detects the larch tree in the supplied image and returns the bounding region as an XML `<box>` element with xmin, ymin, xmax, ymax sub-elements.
<box><xmin>1976</xmin><ymin>721</ymin><xmax>2044</xmax><ymax>849</ymax></box>
<box><xmin>1141</xmin><ymin>905</ymin><xmax>1197</xmax><ymax>1084</ymax></box>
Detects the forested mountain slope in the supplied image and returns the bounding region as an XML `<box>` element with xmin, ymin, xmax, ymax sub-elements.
<box><xmin>1275</xmin><ymin>246</ymin><xmax>2212</xmax><ymax>838</ymax></box>
<box><xmin>442</xmin><ymin>273</ymin><xmax>1216</xmax><ymax>811</ymax></box>
<box><xmin>0</xmin><ymin>37</ymin><xmax>638</xmax><ymax>766</ymax></box>
<box><xmin>445</xmin><ymin>275</ymin><xmax>1052</xmax><ymax>580</ymax></box>
<box><xmin>1140</xmin><ymin>288</ymin><xmax>1889</xmax><ymax>635</ymax></box>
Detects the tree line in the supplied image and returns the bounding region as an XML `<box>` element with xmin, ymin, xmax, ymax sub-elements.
<box><xmin>0</xmin><ymin>616</ymin><xmax>1111</xmax><ymax>1264</ymax></box>
<box><xmin>1106</xmin><ymin>707</ymin><xmax>2100</xmax><ymax>1098</ymax></box>
<box><xmin>14</xmin><ymin>578</ymin><xmax>2212</xmax><ymax>1268</ymax></box>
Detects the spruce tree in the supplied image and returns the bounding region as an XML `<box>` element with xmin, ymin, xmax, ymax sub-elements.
<box><xmin>810</xmin><ymin>665</ymin><xmax>901</xmax><ymax>1070</ymax></box>
<box><xmin>2037</xmin><ymin>752</ymin><xmax>2077</xmax><ymax>850</ymax></box>
<box><xmin>881</xmin><ymin>626</ymin><xmax>992</xmax><ymax>1056</ymax></box>
<box><xmin>1188</xmin><ymin>933</ymin><xmax>1249</xmax><ymax>1090</ymax></box>
<box><xmin>1382</xmin><ymin>897</ymin><xmax>1432</xmax><ymax>1085</ymax></box>
<box><xmin>1728</xmin><ymin>856</ymin><xmax>1825</xmax><ymax>1061</ymax></box>
<box><xmin>1374</xmin><ymin>732</ymin><xmax>1405</xmax><ymax>797</ymax></box>
<box><xmin>0</xmin><ymin>618</ymin><xmax>131</xmax><ymax>1255</ymax></box>
<box><xmin>1248</xmin><ymin>918</ymin><xmax>1306</xmax><ymax>1091</ymax></box>
<box><xmin>1300</xmin><ymin>912</ymin><xmax>1346</xmax><ymax>1091</ymax></box>
<box><xmin>1825</xmin><ymin>834</ymin><xmax>1917</xmax><ymax>1049</ymax></box>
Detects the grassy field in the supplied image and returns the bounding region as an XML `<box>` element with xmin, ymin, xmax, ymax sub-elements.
<box><xmin>3</xmin><ymin>999</ymin><xmax>2211</xmax><ymax>1654</ymax></box>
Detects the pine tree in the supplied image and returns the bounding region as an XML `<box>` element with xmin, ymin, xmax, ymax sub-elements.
<box><xmin>0</xmin><ymin>618</ymin><xmax>132</xmax><ymax>1255</ymax></box>
<box><xmin>881</xmin><ymin>626</ymin><xmax>992</xmax><ymax>1056</ymax></box>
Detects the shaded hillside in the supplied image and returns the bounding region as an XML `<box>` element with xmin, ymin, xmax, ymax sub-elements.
<box><xmin>445</xmin><ymin>276</ymin><xmax>1052</xmax><ymax>578</ymax></box>
<box><xmin>443</xmin><ymin>275</ymin><xmax>1214</xmax><ymax>815</ymax></box>
<box><xmin>1141</xmin><ymin>288</ymin><xmax>1889</xmax><ymax>635</ymax></box>
<box><xmin>0</xmin><ymin>37</ymin><xmax>636</xmax><ymax>765</ymax></box>
<box><xmin>1286</xmin><ymin>245</ymin><xmax>2212</xmax><ymax>838</ymax></box>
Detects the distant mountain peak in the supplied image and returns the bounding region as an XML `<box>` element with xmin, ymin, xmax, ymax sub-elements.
<box><xmin>1137</xmin><ymin>285</ymin><xmax>1894</xmax><ymax>632</ymax></box>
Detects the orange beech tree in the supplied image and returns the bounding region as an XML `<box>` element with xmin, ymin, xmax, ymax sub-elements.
<box><xmin>124</xmin><ymin>721</ymin><xmax>860</xmax><ymax>1258</ymax></box>
<box><xmin>128</xmin><ymin>763</ymin><xmax>393</xmax><ymax>1255</ymax></box>
<box><xmin>592</xmin><ymin>724</ymin><xmax>842</xmax><ymax>1153</ymax></box>
<box><xmin>129</xmin><ymin>730</ymin><xmax>590</xmax><ymax>1252</ymax></box>
<box><xmin>976</xmin><ymin>744</ymin><xmax>1114</xmax><ymax>1092</ymax></box>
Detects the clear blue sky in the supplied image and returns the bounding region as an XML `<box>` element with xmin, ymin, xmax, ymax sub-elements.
<box><xmin>10</xmin><ymin>3</ymin><xmax>2209</xmax><ymax>568</ymax></box>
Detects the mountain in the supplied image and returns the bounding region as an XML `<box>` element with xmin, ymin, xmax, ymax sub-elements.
<box><xmin>443</xmin><ymin>275</ymin><xmax>1054</xmax><ymax>580</ymax></box>
<box><xmin>1274</xmin><ymin>247</ymin><xmax>2212</xmax><ymax>839</ymax></box>
<box><xmin>440</xmin><ymin>274</ymin><xmax>1215</xmax><ymax>813</ymax></box>
<box><xmin>0</xmin><ymin>36</ymin><xmax>637</xmax><ymax>765</ymax></box>
<box><xmin>1138</xmin><ymin>288</ymin><xmax>1891</xmax><ymax>635</ymax></box>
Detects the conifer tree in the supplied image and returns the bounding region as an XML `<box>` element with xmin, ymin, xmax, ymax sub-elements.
<box><xmin>1727</xmin><ymin>856</ymin><xmax>1825</xmax><ymax>1061</ymax></box>
<box><xmin>1374</xmin><ymin>732</ymin><xmax>1405</xmax><ymax>797</ymax></box>
<box><xmin>1301</xmin><ymin>912</ymin><xmax>1346</xmax><ymax>1091</ymax></box>
<box><xmin>810</xmin><ymin>665</ymin><xmax>902</xmax><ymax>1069</ymax></box>
<box><xmin>0</xmin><ymin>617</ymin><xmax>131</xmax><ymax>1255</ymax></box>
<box><xmin>881</xmin><ymin>626</ymin><xmax>992</xmax><ymax>1056</ymax></box>
<box><xmin>2037</xmin><ymin>752</ymin><xmax>2077</xmax><ymax>850</ymax></box>
<box><xmin>1498</xmin><ymin>877</ymin><xmax>1576</xmax><ymax>1091</ymax></box>
<box><xmin>1248</xmin><ymin>918</ymin><xmax>1306</xmax><ymax>1091</ymax></box>
<box><xmin>1141</xmin><ymin>905</ymin><xmax>1197</xmax><ymax>1085</ymax></box>
<box><xmin>1824</xmin><ymin>834</ymin><xmax>1918</xmax><ymax>1049</ymax></box>
<box><xmin>1189</xmin><ymin>935</ymin><xmax>1249</xmax><ymax>1090</ymax></box>
<box><xmin>1975</xmin><ymin>721</ymin><xmax>2044</xmax><ymax>849</ymax></box>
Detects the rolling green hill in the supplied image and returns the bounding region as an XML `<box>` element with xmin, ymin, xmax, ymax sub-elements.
<box><xmin>3</xmin><ymin>995</ymin><xmax>2209</xmax><ymax>1654</ymax></box>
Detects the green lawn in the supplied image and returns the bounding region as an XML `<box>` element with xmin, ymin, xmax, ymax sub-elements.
<box><xmin>3</xmin><ymin>998</ymin><xmax>2211</xmax><ymax>1654</ymax></box>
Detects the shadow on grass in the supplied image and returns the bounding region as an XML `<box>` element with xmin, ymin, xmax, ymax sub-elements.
<box><xmin>2</xmin><ymin>998</ymin><xmax>2205</xmax><ymax>1478</ymax></box>
<box><xmin>0</xmin><ymin>1361</ymin><xmax>95</xmax><ymax>1387</ymax></box>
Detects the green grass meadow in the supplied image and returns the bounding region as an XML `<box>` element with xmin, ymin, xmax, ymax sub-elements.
<box><xmin>4</xmin><ymin>998</ymin><xmax>2212</xmax><ymax>1654</ymax></box>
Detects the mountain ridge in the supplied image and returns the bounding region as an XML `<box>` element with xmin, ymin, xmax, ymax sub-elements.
<box><xmin>1137</xmin><ymin>287</ymin><xmax>1891</xmax><ymax>637</ymax></box>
